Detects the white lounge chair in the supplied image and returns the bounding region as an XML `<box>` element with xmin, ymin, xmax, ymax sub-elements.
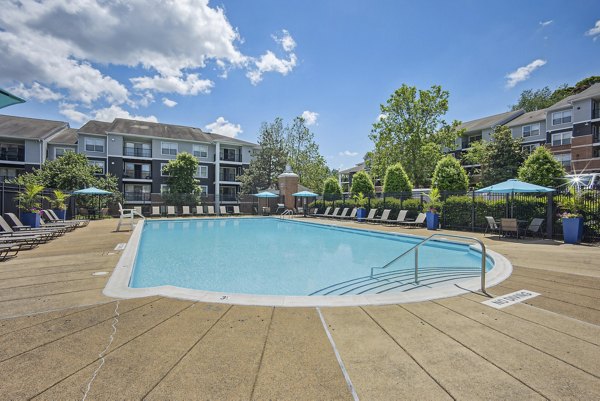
<box><xmin>314</xmin><ymin>207</ymin><xmax>331</xmax><ymax>217</ymax></box>
<box><xmin>388</xmin><ymin>210</ymin><xmax>408</xmax><ymax>225</ymax></box>
<box><xmin>151</xmin><ymin>206</ymin><xmax>161</xmax><ymax>217</ymax></box>
<box><xmin>400</xmin><ymin>213</ymin><xmax>426</xmax><ymax>228</ymax></box>
<box><xmin>326</xmin><ymin>207</ymin><xmax>340</xmax><ymax>219</ymax></box>
<box><xmin>167</xmin><ymin>206</ymin><xmax>176</xmax><ymax>217</ymax></box>
<box><xmin>207</xmin><ymin>206</ymin><xmax>216</xmax><ymax>215</ymax></box>
<box><xmin>335</xmin><ymin>208</ymin><xmax>349</xmax><ymax>219</ymax></box>
<box><xmin>219</xmin><ymin>206</ymin><xmax>228</xmax><ymax>215</ymax></box>
<box><xmin>181</xmin><ymin>206</ymin><xmax>191</xmax><ymax>216</ymax></box>
<box><xmin>195</xmin><ymin>205</ymin><xmax>204</xmax><ymax>216</ymax></box>
<box><xmin>233</xmin><ymin>206</ymin><xmax>241</xmax><ymax>215</ymax></box>
<box><xmin>339</xmin><ymin>208</ymin><xmax>357</xmax><ymax>220</ymax></box>
<box><xmin>366</xmin><ymin>209</ymin><xmax>391</xmax><ymax>224</ymax></box>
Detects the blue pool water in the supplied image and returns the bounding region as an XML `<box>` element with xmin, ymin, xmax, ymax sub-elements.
<box><xmin>130</xmin><ymin>218</ymin><xmax>493</xmax><ymax>296</ymax></box>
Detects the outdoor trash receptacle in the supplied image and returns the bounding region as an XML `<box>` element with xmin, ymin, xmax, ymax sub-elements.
<box><xmin>562</xmin><ymin>217</ymin><xmax>584</xmax><ymax>244</ymax></box>
<box><xmin>426</xmin><ymin>211</ymin><xmax>439</xmax><ymax>230</ymax></box>
<box><xmin>356</xmin><ymin>208</ymin><xmax>366</xmax><ymax>222</ymax></box>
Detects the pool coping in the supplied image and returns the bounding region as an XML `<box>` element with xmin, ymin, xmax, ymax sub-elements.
<box><xmin>103</xmin><ymin>217</ymin><xmax>513</xmax><ymax>307</ymax></box>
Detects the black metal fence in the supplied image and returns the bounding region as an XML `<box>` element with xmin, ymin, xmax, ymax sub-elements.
<box><xmin>0</xmin><ymin>183</ymin><xmax>79</xmax><ymax>219</ymax></box>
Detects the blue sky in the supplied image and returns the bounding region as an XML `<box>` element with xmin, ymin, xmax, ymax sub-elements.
<box><xmin>1</xmin><ymin>0</ymin><xmax>599</xmax><ymax>170</ymax></box>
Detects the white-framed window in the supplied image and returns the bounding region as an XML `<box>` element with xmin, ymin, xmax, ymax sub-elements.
<box><xmin>54</xmin><ymin>147</ymin><xmax>73</xmax><ymax>158</ymax></box>
<box><xmin>161</xmin><ymin>141</ymin><xmax>178</xmax><ymax>156</ymax></box>
<box><xmin>522</xmin><ymin>123</ymin><xmax>540</xmax><ymax>138</ymax></box>
<box><xmin>195</xmin><ymin>165</ymin><xmax>208</xmax><ymax>178</ymax></box>
<box><xmin>552</xmin><ymin>110</ymin><xmax>572</xmax><ymax>125</ymax></box>
<box><xmin>88</xmin><ymin>160</ymin><xmax>105</xmax><ymax>174</ymax></box>
<box><xmin>160</xmin><ymin>184</ymin><xmax>170</xmax><ymax>194</ymax></box>
<box><xmin>199</xmin><ymin>185</ymin><xmax>208</xmax><ymax>196</ymax></box>
<box><xmin>522</xmin><ymin>143</ymin><xmax>540</xmax><ymax>154</ymax></box>
<box><xmin>85</xmin><ymin>137</ymin><xmax>104</xmax><ymax>153</ymax></box>
<box><xmin>160</xmin><ymin>162</ymin><xmax>170</xmax><ymax>176</ymax></box>
<box><xmin>553</xmin><ymin>153</ymin><xmax>571</xmax><ymax>167</ymax></box>
<box><xmin>551</xmin><ymin>131</ymin><xmax>572</xmax><ymax>146</ymax></box>
<box><xmin>193</xmin><ymin>144</ymin><xmax>208</xmax><ymax>159</ymax></box>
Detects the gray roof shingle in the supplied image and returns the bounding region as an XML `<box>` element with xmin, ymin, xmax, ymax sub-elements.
<box><xmin>457</xmin><ymin>109</ymin><xmax>524</xmax><ymax>133</ymax></box>
<box><xmin>505</xmin><ymin>108</ymin><xmax>548</xmax><ymax>127</ymax></box>
<box><xmin>547</xmin><ymin>83</ymin><xmax>600</xmax><ymax>111</ymax></box>
<box><xmin>49</xmin><ymin>128</ymin><xmax>78</xmax><ymax>145</ymax></box>
<box><xmin>78</xmin><ymin>120</ymin><xmax>112</xmax><ymax>135</ymax></box>
<box><xmin>0</xmin><ymin>114</ymin><xmax>68</xmax><ymax>140</ymax></box>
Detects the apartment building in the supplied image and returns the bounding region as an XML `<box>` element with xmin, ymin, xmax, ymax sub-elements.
<box><xmin>0</xmin><ymin>114</ymin><xmax>259</xmax><ymax>207</ymax></box>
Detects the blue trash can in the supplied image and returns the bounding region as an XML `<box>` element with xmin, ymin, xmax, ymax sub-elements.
<box><xmin>426</xmin><ymin>211</ymin><xmax>439</xmax><ymax>230</ymax></box>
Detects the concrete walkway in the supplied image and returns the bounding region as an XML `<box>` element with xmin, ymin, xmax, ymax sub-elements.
<box><xmin>0</xmin><ymin>218</ymin><xmax>598</xmax><ymax>400</ymax></box>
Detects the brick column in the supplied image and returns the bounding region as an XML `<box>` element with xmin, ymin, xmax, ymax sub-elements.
<box><xmin>278</xmin><ymin>165</ymin><xmax>299</xmax><ymax>210</ymax></box>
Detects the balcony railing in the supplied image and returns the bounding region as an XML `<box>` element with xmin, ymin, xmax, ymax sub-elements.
<box><xmin>124</xmin><ymin>192</ymin><xmax>151</xmax><ymax>202</ymax></box>
<box><xmin>215</xmin><ymin>153</ymin><xmax>242</xmax><ymax>162</ymax></box>
<box><xmin>123</xmin><ymin>170</ymin><xmax>152</xmax><ymax>180</ymax></box>
<box><xmin>220</xmin><ymin>172</ymin><xmax>238</xmax><ymax>181</ymax></box>
<box><xmin>0</xmin><ymin>148</ymin><xmax>25</xmax><ymax>162</ymax></box>
<box><xmin>219</xmin><ymin>194</ymin><xmax>238</xmax><ymax>202</ymax></box>
<box><xmin>123</xmin><ymin>147</ymin><xmax>152</xmax><ymax>157</ymax></box>
<box><xmin>593</xmin><ymin>108</ymin><xmax>600</xmax><ymax>120</ymax></box>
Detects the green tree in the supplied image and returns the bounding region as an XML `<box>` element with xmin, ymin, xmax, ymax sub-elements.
<box><xmin>431</xmin><ymin>155</ymin><xmax>469</xmax><ymax>192</ymax></box>
<box><xmin>322</xmin><ymin>177</ymin><xmax>342</xmax><ymax>199</ymax></box>
<box><xmin>285</xmin><ymin>116</ymin><xmax>329</xmax><ymax>193</ymax></box>
<box><xmin>350</xmin><ymin>170</ymin><xmax>375</xmax><ymax>196</ymax></box>
<box><xmin>164</xmin><ymin>152</ymin><xmax>200</xmax><ymax>195</ymax></box>
<box><xmin>518</xmin><ymin>146</ymin><xmax>566</xmax><ymax>188</ymax></box>
<box><xmin>239</xmin><ymin>118</ymin><xmax>287</xmax><ymax>194</ymax></box>
<box><xmin>480</xmin><ymin>126</ymin><xmax>525</xmax><ymax>186</ymax></box>
<box><xmin>510</xmin><ymin>76</ymin><xmax>600</xmax><ymax>112</ymax></box>
<box><xmin>369</xmin><ymin>84</ymin><xmax>462</xmax><ymax>187</ymax></box>
<box><xmin>382</xmin><ymin>163</ymin><xmax>412</xmax><ymax>194</ymax></box>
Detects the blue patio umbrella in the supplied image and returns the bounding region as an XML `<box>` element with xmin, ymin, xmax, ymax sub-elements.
<box><xmin>72</xmin><ymin>187</ymin><xmax>113</xmax><ymax>217</ymax></box>
<box><xmin>0</xmin><ymin>88</ymin><xmax>25</xmax><ymax>109</ymax></box>
<box><xmin>475</xmin><ymin>179</ymin><xmax>554</xmax><ymax>217</ymax></box>
<box><xmin>254</xmin><ymin>191</ymin><xmax>278</xmax><ymax>214</ymax></box>
<box><xmin>293</xmin><ymin>190</ymin><xmax>318</xmax><ymax>216</ymax></box>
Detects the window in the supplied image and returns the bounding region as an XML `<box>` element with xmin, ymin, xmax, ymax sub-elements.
<box><xmin>85</xmin><ymin>138</ymin><xmax>104</xmax><ymax>153</ymax></box>
<box><xmin>467</xmin><ymin>135</ymin><xmax>482</xmax><ymax>146</ymax></box>
<box><xmin>123</xmin><ymin>163</ymin><xmax>151</xmax><ymax>179</ymax></box>
<box><xmin>54</xmin><ymin>147</ymin><xmax>73</xmax><ymax>158</ymax></box>
<box><xmin>88</xmin><ymin>160</ymin><xmax>105</xmax><ymax>174</ymax></box>
<box><xmin>554</xmin><ymin>153</ymin><xmax>571</xmax><ymax>167</ymax></box>
<box><xmin>195</xmin><ymin>165</ymin><xmax>208</xmax><ymax>178</ymax></box>
<box><xmin>552</xmin><ymin>110</ymin><xmax>572</xmax><ymax>125</ymax></box>
<box><xmin>199</xmin><ymin>185</ymin><xmax>208</xmax><ymax>196</ymax></box>
<box><xmin>522</xmin><ymin>143</ymin><xmax>540</xmax><ymax>154</ymax></box>
<box><xmin>193</xmin><ymin>144</ymin><xmax>208</xmax><ymax>158</ymax></box>
<box><xmin>0</xmin><ymin>143</ymin><xmax>24</xmax><ymax>161</ymax></box>
<box><xmin>160</xmin><ymin>184</ymin><xmax>170</xmax><ymax>194</ymax></box>
<box><xmin>160</xmin><ymin>163</ymin><xmax>170</xmax><ymax>176</ymax></box>
<box><xmin>0</xmin><ymin>167</ymin><xmax>20</xmax><ymax>181</ymax></box>
<box><xmin>161</xmin><ymin>142</ymin><xmax>178</xmax><ymax>156</ymax></box>
<box><xmin>551</xmin><ymin>131</ymin><xmax>572</xmax><ymax>146</ymax></box>
<box><xmin>124</xmin><ymin>142</ymin><xmax>151</xmax><ymax>157</ymax></box>
<box><xmin>522</xmin><ymin>123</ymin><xmax>540</xmax><ymax>137</ymax></box>
<box><xmin>220</xmin><ymin>147</ymin><xmax>238</xmax><ymax>161</ymax></box>
<box><xmin>220</xmin><ymin>166</ymin><xmax>237</xmax><ymax>181</ymax></box>
<box><xmin>124</xmin><ymin>184</ymin><xmax>151</xmax><ymax>201</ymax></box>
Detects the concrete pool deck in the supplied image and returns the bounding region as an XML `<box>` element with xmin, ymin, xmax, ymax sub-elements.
<box><xmin>0</xmin><ymin>217</ymin><xmax>599</xmax><ymax>400</ymax></box>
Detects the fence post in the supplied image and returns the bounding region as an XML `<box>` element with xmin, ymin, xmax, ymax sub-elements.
<box><xmin>471</xmin><ymin>190</ymin><xmax>476</xmax><ymax>232</ymax></box>
<box><xmin>420</xmin><ymin>193</ymin><xmax>424</xmax><ymax>210</ymax></box>
<box><xmin>546</xmin><ymin>193</ymin><xmax>554</xmax><ymax>239</ymax></box>
<box><xmin>1</xmin><ymin>182</ymin><xmax>4</xmax><ymax>216</ymax></box>
<box><xmin>383</xmin><ymin>193</ymin><xmax>386</xmax><ymax>209</ymax></box>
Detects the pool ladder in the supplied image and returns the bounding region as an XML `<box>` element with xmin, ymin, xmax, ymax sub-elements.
<box><xmin>370</xmin><ymin>233</ymin><xmax>488</xmax><ymax>293</ymax></box>
<box><xmin>279</xmin><ymin>209</ymin><xmax>295</xmax><ymax>219</ymax></box>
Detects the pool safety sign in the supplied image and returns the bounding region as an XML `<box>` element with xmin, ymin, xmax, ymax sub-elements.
<box><xmin>482</xmin><ymin>290</ymin><xmax>541</xmax><ymax>309</ymax></box>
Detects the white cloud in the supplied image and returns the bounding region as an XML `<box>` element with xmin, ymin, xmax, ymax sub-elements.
<box><xmin>505</xmin><ymin>59</ymin><xmax>547</xmax><ymax>88</ymax></box>
<box><xmin>205</xmin><ymin>117</ymin><xmax>242</xmax><ymax>138</ymax></box>
<box><xmin>59</xmin><ymin>103</ymin><xmax>89</xmax><ymax>124</ymax></box>
<box><xmin>585</xmin><ymin>20</ymin><xmax>600</xmax><ymax>40</ymax></box>
<box><xmin>92</xmin><ymin>105</ymin><xmax>158</xmax><ymax>123</ymax></box>
<box><xmin>247</xmin><ymin>51</ymin><xmax>297</xmax><ymax>85</ymax></box>
<box><xmin>539</xmin><ymin>20</ymin><xmax>553</xmax><ymax>27</ymax></box>
<box><xmin>131</xmin><ymin>73</ymin><xmax>214</xmax><ymax>95</ymax></box>
<box><xmin>339</xmin><ymin>150</ymin><xmax>358</xmax><ymax>157</ymax></box>
<box><xmin>162</xmin><ymin>98</ymin><xmax>178</xmax><ymax>108</ymax></box>
<box><xmin>272</xmin><ymin>30</ymin><xmax>296</xmax><ymax>52</ymax></box>
<box><xmin>10</xmin><ymin>82</ymin><xmax>62</xmax><ymax>102</ymax></box>
<box><xmin>301</xmin><ymin>110</ymin><xmax>319</xmax><ymax>126</ymax></box>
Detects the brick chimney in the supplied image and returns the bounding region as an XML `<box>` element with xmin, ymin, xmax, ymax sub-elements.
<box><xmin>278</xmin><ymin>165</ymin><xmax>299</xmax><ymax>210</ymax></box>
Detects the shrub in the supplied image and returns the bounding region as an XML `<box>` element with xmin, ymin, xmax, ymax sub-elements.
<box><xmin>383</xmin><ymin>163</ymin><xmax>412</xmax><ymax>194</ymax></box>
<box><xmin>518</xmin><ymin>146</ymin><xmax>566</xmax><ymax>188</ymax></box>
<box><xmin>350</xmin><ymin>171</ymin><xmax>375</xmax><ymax>196</ymax></box>
<box><xmin>323</xmin><ymin>177</ymin><xmax>342</xmax><ymax>199</ymax></box>
<box><xmin>432</xmin><ymin>156</ymin><xmax>469</xmax><ymax>193</ymax></box>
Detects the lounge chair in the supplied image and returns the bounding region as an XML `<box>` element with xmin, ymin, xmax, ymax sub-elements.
<box><xmin>484</xmin><ymin>216</ymin><xmax>500</xmax><ymax>237</ymax></box>
<box><xmin>151</xmin><ymin>206</ymin><xmax>161</xmax><ymax>217</ymax></box>
<box><xmin>500</xmin><ymin>218</ymin><xmax>521</xmax><ymax>239</ymax></box>
<box><xmin>219</xmin><ymin>206</ymin><xmax>228</xmax><ymax>215</ymax></box>
<box><xmin>399</xmin><ymin>213</ymin><xmax>426</xmax><ymax>228</ymax></box>
<box><xmin>41</xmin><ymin>210</ymin><xmax>78</xmax><ymax>229</ymax></box>
<box><xmin>362</xmin><ymin>209</ymin><xmax>377</xmax><ymax>221</ymax></box>
<box><xmin>334</xmin><ymin>208</ymin><xmax>349</xmax><ymax>219</ymax></box>
<box><xmin>4</xmin><ymin>213</ymin><xmax>66</xmax><ymax>236</ymax></box>
<box><xmin>313</xmin><ymin>207</ymin><xmax>331</xmax><ymax>217</ymax></box>
<box><xmin>45</xmin><ymin>210</ymin><xmax>89</xmax><ymax>227</ymax></box>
<box><xmin>181</xmin><ymin>206</ymin><xmax>191</xmax><ymax>216</ymax></box>
<box><xmin>195</xmin><ymin>205</ymin><xmax>204</xmax><ymax>216</ymax></box>
<box><xmin>309</xmin><ymin>208</ymin><xmax>319</xmax><ymax>216</ymax></box>
<box><xmin>0</xmin><ymin>216</ymin><xmax>48</xmax><ymax>246</ymax></box>
<box><xmin>339</xmin><ymin>208</ymin><xmax>357</xmax><ymax>220</ymax></box>
<box><xmin>366</xmin><ymin>209</ymin><xmax>391</xmax><ymax>224</ymax></box>
<box><xmin>0</xmin><ymin>243</ymin><xmax>21</xmax><ymax>261</ymax></box>
<box><xmin>387</xmin><ymin>210</ymin><xmax>408</xmax><ymax>225</ymax></box>
<box><xmin>167</xmin><ymin>206</ymin><xmax>177</xmax><ymax>216</ymax></box>
<box><xmin>326</xmin><ymin>207</ymin><xmax>340</xmax><ymax>219</ymax></box>
<box><xmin>526</xmin><ymin>218</ymin><xmax>545</xmax><ymax>238</ymax></box>
<box><xmin>295</xmin><ymin>207</ymin><xmax>304</xmax><ymax>215</ymax></box>
<box><xmin>206</xmin><ymin>206</ymin><xmax>216</xmax><ymax>215</ymax></box>
<box><xmin>275</xmin><ymin>203</ymin><xmax>285</xmax><ymax>214</ymax></box>
<box><xmin>233</xmin><ymin>206</ymin><xmax>241</xmax><ymax>215</ymax></box>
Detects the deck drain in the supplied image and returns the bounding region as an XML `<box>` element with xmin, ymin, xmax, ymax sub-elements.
<box><xmin>114</xmin><ymin>243</ymin><xmax>127</xmax><ymax>251</ymax></box>
<box><xmin>93</xmin><ymin>272</ymin><xmax>109</xmax><ymax>276</ymax></box>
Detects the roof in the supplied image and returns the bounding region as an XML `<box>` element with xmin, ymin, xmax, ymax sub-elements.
<box><xmin>78</xmin><ymin>120</ymin><xmax>112</xmax><ymax>135</ymax></box>
<box><xmin>547</xmin><ymin>83</ymin><xmax>600</xmax><ymax>111</ymax></box>
<box><xmin>506</xmin><ymin>108</ymin><xmax>548</xmax><ymax>127</ymax></box>
<box><xmin>457</xmin><ymin>109</ymin><xmax>524</xmax><ymax>133</ymax></box>
<box><xmin>108</xmin><ymin>118</ymin><xmax>258</xmax><ymax>147</ymax></box>
<box><xmin>49</xmin><ymin>128</ymin><xmax>78</xmax><ymax>145</ymax></box>
<box><xmin>0</xmin><ymin>114</ymin><xmax>68</xmax><ymax>140</ymax></box>
<box><xmin>340</xmin><ymin>162</ymin><xmax>365</xmax><ymax>174</ymax></box>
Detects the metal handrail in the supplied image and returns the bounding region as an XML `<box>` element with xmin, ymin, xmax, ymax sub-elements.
<box><xmin>370</xmin><ymin>233</ymin><xmax>488</xmax><ymax>293</ymax></box>
<box><xmin>279</xmin><ymin>209</ymin><xmax>294</xmax><ymax>219</ymax></box>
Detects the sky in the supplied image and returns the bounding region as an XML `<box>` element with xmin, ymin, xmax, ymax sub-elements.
<box><xmin>1</xmin><ymin>0</ymin><xmax>599</xmax><ymax>170</ymax></box>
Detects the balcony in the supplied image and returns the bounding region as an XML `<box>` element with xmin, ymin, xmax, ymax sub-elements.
<box><xmin>124</xmin><ymin>192</ymin><xmax>151</xmax><ymax>202</ymax></box>
<box><xmin>593</xmin><ymin>108</ymin><xmax>600</xmax><ymax>120</ymax></box>
<box><xmin>215</xmin><ymin>152</ymin><xmax>242</xmax><ymax>162</ymax></box>
<box><xmin>0</xmin><ymin>144</ymin><xmax>25</xmax><ymax>162</ymax></box>
<box><xmin>220</xmin><ymin>172</ymin><xmax>238</xmax><ymax>182</ymax></box>
<box><xmin>123</xmin><ymin>147</ymin><xmax>152</xmax><ymax>158</ymax></box>
<box><xmin>220</xmin><ymin>194</ymin><xmax>238</xmax><ymax>202</ymax></box>
<box><xmin>123</xmin><ymin>169</ymin><xmax>152</xmax><ymax>180</ymax></box>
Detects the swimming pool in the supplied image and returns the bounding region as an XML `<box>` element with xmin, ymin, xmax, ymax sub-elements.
<box><xmin>105</xmin><ymin>218</ymin><xmax>512</xmax><ymax>306</ymax></box>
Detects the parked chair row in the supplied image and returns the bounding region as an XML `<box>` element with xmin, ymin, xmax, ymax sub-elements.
<box><xmin>134</xmin><ymin>205</ymin><xmax>245</xmax><ymax>218</ymax></box>
<box><xmin>309</xmin><ymin>207</ymin><xmax>427</xmax><ymax>228</ymax></box>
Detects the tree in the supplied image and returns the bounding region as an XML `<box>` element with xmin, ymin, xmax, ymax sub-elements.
<box><xmin>382</xmin><ymin>163</ymin><xmax>412</xmax><ymax>194</ymax></box>
<box><xmin>431</xmin><ymin>155</ymin><xmax>469</xmax><ymax>192</ymax></box>
<box><xmin>510</xmin><ymin>76</ymin><xmax>600</xmax><ymax>112</ymax></box>
<box><xmin>285</xmin><ymin>116</ymin><xmax>329</xmax><ymax>194</ymax></box>
<box><xmin>163</xmin><ymin>152</ymin><xmax>200</xmax><ymax>205</ymax></box>
<box><xmin>369</xmin><ymin>84</ymin><xmax>462</xmax><ymax>187</ymax></box>
<box><xmin>322</xmin><ymin>177</ymin><xmax>342</xmax><ymax>199</ymax></box>
<box><xmin>239</xmin><ymin>118</ymin><xmax>287</xmax><ymax>194</ymax></box>
<box><xmin>350</xmin><ymin>170</ymin><xmax>375</xmax><ymax>196</ymax></box>
<box><xmin>480</xmin><ymin>126</ymin><xmax>525</xmax><ymax>186</ymax></box>
<box><xmin>518</xmin><ymin>146</ymin><xmax>566</xmax><ymax>188</ymax></box>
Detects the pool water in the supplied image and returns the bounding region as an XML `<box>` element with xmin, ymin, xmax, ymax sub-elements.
<box><xmin>130</xmin><ymin>218</ymin><xmax>493</xmax><ymax>296</ymax></box>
